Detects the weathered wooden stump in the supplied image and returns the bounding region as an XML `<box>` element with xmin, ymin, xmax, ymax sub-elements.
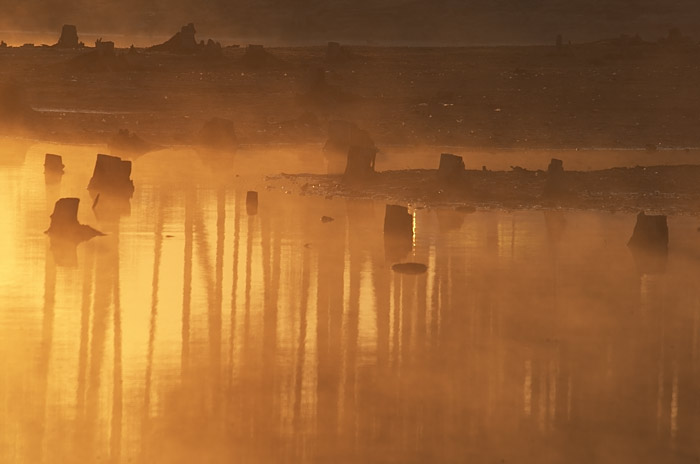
<box><xmin>384</xmin><ymin>204</ymin><xmax>412</xmax><ymax>236</ymax></box>
<box><xmin>46</xmin><ymin>198</ymin><xmax>102</xmax><ymax>239</ymax></box>
<box><xmin>344</xmin><ymin>146</ymin><xmax>376</xmax><ymax>180</ymax></box>
<box><xmin>628</xmin><ymin>211</ymin><xmax>668</xmax><ymax>274</ymax></box>
<box><xmin>392</xmin><ymin>262</ymin><xmax>427</xmax><ymax>274</ymax></box>
<box><xmin>44</xmin><ymin>153</ymin><xmax>64</xmax><ymax>173</ymax></box>
<box><xmin>88</xmin><ymin>154</ymin><xmax>134</xmax><ymax>196</ymax></box>
<box><xmin>544</xmin><ymin>158</ymin><xmax>566</xmax><ymax>197</ymax></box>
<box><xmin>437</xmin><ymin>153</ymin><xmax>465</xmax><ymax>182</ymax></box>
<box><xmin>384</xmin><ymin>204</ymin><xmax>413</xmax><ymax>260</ymax></box>
<box><xmin>246</xmin><ymin>191</ymin><xmax>258</xmax><ymax>215</ymax></box>
<box><xmin>55</xmin><ymin>25</ymin><xmax>79</xmax><ymax>48</ymax></box>
<box><xmin>628</xmin><ymin>212</ymin><xmax>668</xmax><ymax>251</ymax></box>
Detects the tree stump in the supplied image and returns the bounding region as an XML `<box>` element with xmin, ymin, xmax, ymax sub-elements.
<box><xmin>544</xmin><ymin>158</ymin><xmax>566</xmax><ymax>197</ymax></box>
<box><xmin>628</xmin><ymin>212</ymin><xmax>668</xmax><ymax>251</ymax></box>
<box><xmin>88</xmin><ymin>154</ymin><xmax>134</xmax><ymax>196</ymax></box>
<box><xmin>344</xmin><ymin>146</ymin><xmax>376</xmax><ymax>180</ymax></box>
<box><xmin>246</xmin><ymin>191</ymin><xmax>258</xmax><ymax>215</ymax></box>
<box><xmin>437</xmin><ymin>153</ymin><xmax>465</xmax><ymax>182</ymax></box>
<box><xmin>44</xmin><ymin>153</ymin><xmax>64</xmax><ymax>174</ymax></box>
<box><xmin>384</xmin><ymin>204</ymin><xmax>412</xmax><ymax>237</ymax></box>
<box><xmin>55</xmin><ymin>25</ymin><xmax>79</xmax><ymax>48</ymax></box>
<box><xmin>46</xmin><ymin>198</ymin><xmax>102</xmax><ymax>239</ymax></box>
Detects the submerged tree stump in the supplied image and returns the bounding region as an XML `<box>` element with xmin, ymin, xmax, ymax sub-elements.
<box><xmin>88</xmin><ymin>154</ymin><xmax>134</xmax><ymax>196</ymax></box>
<box><xmin>46</xmin><ymin>198</ymin><xmax>102</xmax><ymax>239</ymax></box>
<box><xmin>628</xmin><ymin>211</ymin><xmax>668</xmax><ymax>274</ymax></box>
<box><xmin>344</xmin><ymin>146</ymin><xmax>376</xmax><ymax>180</ymax></box>
<box><xmin>544</xmin><ymin>158</ymin><xmax>566</xmax><ymax>197</ymax></box>
<box><xmin>628</xmin><ymin>212</ymin><xmax>668</xmax><ymax>251</ymax></box>
<box><xmin>44</xmin><ymin>153</ymin><xmax>64</xmax><ymax>173</ymax></box>
<box><xmin>437</xmin><ymin>153</ymin><xmax>465</xmax><ymax>182</ymax></box>
<box><xmin>55</xmin><ymin>25</ymin><xmax>80</xmax><ymax>48</ymax></box>
<box><xmin>384</xmin><ymin>204</ymin><xmax>412</xmax><ymax>237</ymax></box>
<box><xmin>384</xmin><ymin>204</ymin><xmax>413</xmax><ymax>260</ymax></box>
<box><xmin>246</xmin><ymin>191</ymin><xmax>258</xmax><ymax>215</ymax></box>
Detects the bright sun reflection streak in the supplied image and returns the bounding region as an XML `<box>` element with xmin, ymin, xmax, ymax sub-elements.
<box><xmin>412</xmin><ymin>210</ymin><xmax>417</xmax><ymax>251</ymax></box>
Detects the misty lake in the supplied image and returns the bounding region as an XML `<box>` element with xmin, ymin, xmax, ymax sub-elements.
<box><xmin>1</xmin><ymin>140</ymin><xmax>700</xmax><ymax>463</ymax></box>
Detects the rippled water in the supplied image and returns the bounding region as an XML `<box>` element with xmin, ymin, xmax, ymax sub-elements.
<box><xmin>2</xmin><ymin>141</ymin><xmax>700</xmax><ymax>463</ymax></box>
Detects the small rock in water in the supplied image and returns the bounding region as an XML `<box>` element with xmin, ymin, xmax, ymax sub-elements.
<box><xmin>321</xmin><ymin>216</ymin><xmax>334</xmax><ymax>223</ymax></box>
<box><xmin>392</xmin><ymin>262</ymin><xmax>428</xmax><ymax>274</ymax></box>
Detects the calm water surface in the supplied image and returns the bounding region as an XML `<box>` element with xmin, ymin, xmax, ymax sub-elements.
<box><xmin>1</xmin><ymin>141</ymin><xmax>700</xmax><ymax>463</ymax></box>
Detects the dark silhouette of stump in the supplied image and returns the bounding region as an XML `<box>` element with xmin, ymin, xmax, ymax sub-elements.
<box><xmin>544</xmin><ymin>158</ymin><xmax>566</xmax><ymax>197</ymax></box>
<box><xmin>384</xmin><ymin>204</ymin><xmax>413</xmax><ymax>260</ymax></box>
<box><xmin>628</xmin><ymin>212</ymin><xmax>668</xmax><ymax>274</ymax></box>
<box><xmin>44</xmin><ymin>154</ymin><xmax>64</xmax><ymax>174</ymax></box>
<box><xmin>55</xmin><ymin>25</ymin><xmax>80</xmax><ymax>49</ymax></box>
<box><xmin>246</xmin><ymin>191</ymin><xmax>258</xmax><ymax>215</ymax></box>
<box><xmin>46</xmin><ymin>198</ymin><xmax>103</xmax><ymax>240</ymax></box>
<box><xmin>88</xmin><ymin>154</ymin><xmax>135</xmax><ymax>196</ymax></box>
<box><xmin>628</xmin><ymin>212</ymin><xmax>668</xmax><ymax>251</ymax></box>
<box><xmin>392</xmin><ymin>262</ymin><xmax>427</xmax><ymax>274</ymax></box>
<box><xmin>438</xmin><ymin>153</ymin><xmax>465</xmax><ymax>182</ymax></box>
<box><xmin>344</xmin><ymin>146</ymin><xmax>376</xmax><ymax>180</ymax></box>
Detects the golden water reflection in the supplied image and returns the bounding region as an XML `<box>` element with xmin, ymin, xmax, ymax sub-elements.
<box><xmin>1</xmin><ymin>145</ymin><xmax>700</xmax><ymax>463</ymax></box>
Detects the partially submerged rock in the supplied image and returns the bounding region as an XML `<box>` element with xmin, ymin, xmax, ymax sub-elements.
<box><xmin>45</xmin><ymin>197</ymin><xmax>103</xmax><ymax>240</ymax></box>
<box><xmin>88</xmin><ymin>154</ymin><xmax>135</xmax><ymax>196</ymax></box>
<box><xmin>392</xmin><ymin>262</ymin><xmax>427</xmax><ymax>274</ymax></box>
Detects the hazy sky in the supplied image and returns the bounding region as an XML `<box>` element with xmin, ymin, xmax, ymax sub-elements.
<box><xmin>1</xmin><ymin>0</ymin><xmax>698</xmax><ymax>45</ymax></box>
